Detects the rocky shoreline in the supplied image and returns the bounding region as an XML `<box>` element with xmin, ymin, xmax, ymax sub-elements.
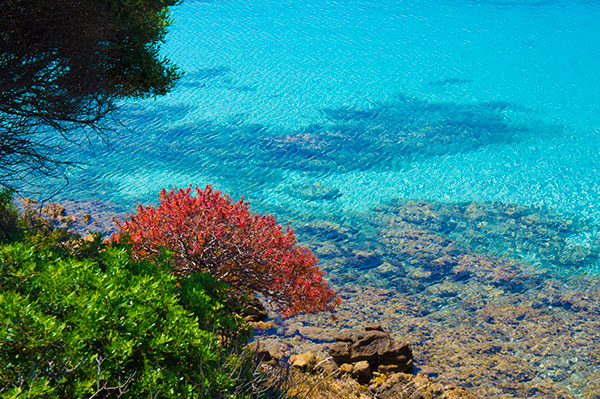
<box><xmin>16</xmin><ymin>197</ymin><xmax>128</xmax><ymax>236</ymax></box>
<box><xmin>252</xmin><ymin>324</ymin><xmax>475</xmax><ymax>399</ymax></box>
<box><xmin>18</xmin><ymin>196</ymin><xmax>600</xmax><ymax>398</ymax></box>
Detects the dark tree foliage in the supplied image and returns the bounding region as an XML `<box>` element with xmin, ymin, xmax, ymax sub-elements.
<box><xmin>0</xmin><ymin>0</ymin><xmax>181</xmax><ymax>187</ymax></box>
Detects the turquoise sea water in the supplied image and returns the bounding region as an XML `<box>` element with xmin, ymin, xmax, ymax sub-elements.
<box><xmin>35</xmin><ymin>0</ymin><xmax>600</xmax><ymax>396</ymax></box>
<box><xmin>58</xmin><ymin>0</ymin><xmax>600</xmax><ymax>219</ymax></box>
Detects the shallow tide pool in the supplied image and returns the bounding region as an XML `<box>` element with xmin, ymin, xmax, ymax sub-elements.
<box><xmin>35</xmin><ymin>0</ymin><xmax>600</xmax><ymax>396</ymax></box>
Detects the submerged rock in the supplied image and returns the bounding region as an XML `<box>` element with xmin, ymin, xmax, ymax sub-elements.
<box><xmin>376</xmin><ymin>199</ymin><xmax>600</xmax><ymax>271</ymax></box>
<box><xmin>370</xmin><ymin>372</ymin><xmax>477</xmax><ymax>399</ymax></box>
<box><xmin>41</xmin><ymin>202</ymin><xmax>66</xmax><ymax>218</ymax></box>
<box><xmin>285</xmin><ymin>182</ymin><xmax>342</xmax><ymax>201</ymax></box>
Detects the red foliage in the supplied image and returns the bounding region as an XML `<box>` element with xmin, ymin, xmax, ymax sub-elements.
<box><xmin>114</xmin><ymin>185</ymin><xmax>340</xmax><ymax>316</ymax></box>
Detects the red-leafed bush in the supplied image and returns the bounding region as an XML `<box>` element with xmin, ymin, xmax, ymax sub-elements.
<box><xmin>114</xmin><ymin>185</ymin><xmax>339</xmax><ymax>316</ymax></box>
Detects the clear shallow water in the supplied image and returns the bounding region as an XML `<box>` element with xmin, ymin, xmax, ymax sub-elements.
<box><xmin>31</xmin><ymin>0</ymin><xmax>600</xmax><ymax>396</ymax></box>
<box><xmin>57</xmin><ymin>0</ymin><xmax>600</xmax><ymax>221</ymax></box>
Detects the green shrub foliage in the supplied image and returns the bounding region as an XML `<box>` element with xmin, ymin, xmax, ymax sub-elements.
<box><xmin>0</xmin><ymin>188</ymin><xmax>18</xmax><ymax>241</ymax></box>
<box><xmin>0</xmin><ymin>242</ymin><xmax>255</xmax><ymax>398</ymax></box>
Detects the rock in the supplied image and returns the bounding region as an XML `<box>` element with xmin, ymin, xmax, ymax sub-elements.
<box><xmin>82</xmin><ymin>213</ymin><xmax>92</xmax><ymax>224</ymax></box>
<box><xmin>256</xmin><ymin>347</ymin><xmax>273</xmax><ymax>363</ymax></box>
<box><xmin>252</xmin><ymin>320</ymin><xmax>276</xmax><ymax>331</ymax></box>
<box><xmin>329</xmin><ymin>326</ymin><xmax>413</xmax><ymax>373</ymax></box>
<box><xmin>286</xmin><ymin>182</ymin><xmax>342</xmax><ymax>201</ymax></box>
<box><xmin>290</xmin><ymin>352</ymin><xmax>318</xmax><ymax>372</ymax></box>
<box><xmin>21</xmin><ymin>198</ymin><xmax>38</xmax><ymax>208</ymax></box>
<box><xmin>245</xmin><ymin>342</ymin><xmax>273</xmax><ymax>363</ymax></box>
<box><xmin>352</xmin><ymin>360</ymin><xmax>372</xmax><ymax>384</ymax></box>
<box><xmin>339</xmin><ymin>363</ymin><xmax>354</xmax><ymax>374</ymax></box>
<box><xmin>41</xmin><ymin>202</ymin><xmax>66</xmax><ymax>218</ymax></box>
<box><xmin>365</xmin><ymin>323</ymin><xmax>384</xmax><ymax>332</ymax></box>
<box><xmin>369</xmin><ymin>372</ymin><xmax>476</xmax><ymax>399</ymax></box>
<box><xmin>59</xmin><ymin>214</ymin><xmax>77</xmax><ymax>224</ymax></box>
<box><xmin>82</xmin><ymin>233</ymin><xmax>96</xmax><ymax>242</ymax></box>
<box><xmin>314</xmin><ymin>359</ymin><xmax>339</xmax><ymax>376</ymax></box>
<box><xmin>242</xmin><ymin>296</ymin><xmax>267</xmax><ymax>322</ymax></box>
<box><xmin>329</xmin><ymin>341</ymin><xmax>352</xmax><ymax>362</ymax></box>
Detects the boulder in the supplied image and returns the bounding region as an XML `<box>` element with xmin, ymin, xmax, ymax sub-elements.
<box><xmin>339</xmin><ymin>363</ymin><xmax>354</xmax><ymax>374</ymax></box>
<box><xmin>290</xmin><ymin>351</ymin><xmax>318</xmax><ymax>372</ymax></box>
<box><xmin>82</xmin><ymin>213</ymin><xmax>92</xmax><ymax>224</ymax></box>
<box><xmin>329</xmin><ymin>326</ymin><xmax>413</xmax><ymax>373</ymax></box>
<box><xmin>83</xmin><ymin>233</ymin><xmax>96</xmax><ymax>242</ymax></box>
<box><xmin>41</xmin><ymin>202</ymin><xmax>66</xmax><ymax>218</ymax></box>
<box><xmin>314</xmin><ymin>359</ymin><xmax>339</xmax><ymax>376</ymax></box>
<box><xmin>242</xmin><ymin>296</ymin><xmax>267</xmax><ymax>322</ymax></box>
<box><xmin>21</xmin><ymin>198</ymin><xmax>38</xmax><ymax>208</ymax></box>
<box><xmin>352</xmin><ymin>360</ymin><xmax>372</xmax><ymax>383</ymax></box>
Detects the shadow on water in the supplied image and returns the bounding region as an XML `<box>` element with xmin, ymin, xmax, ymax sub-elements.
<box><xmin>177</xmin><ymin>66</ymin><xmax>232</xmax><ymax>89</ymax></box>
<box><xmin>174</xmin><ymin>67</ymin><xmax>259</xmax><ymax>93</ymax></box>
<box><xmin>260</xmin><ymin>94</ymin><xmax>535</xmax><ymax>173</ymax></box>
<box><xmin>37</xmin><ymin>91</ymin><xmax>558</xmax><ymax>213</ymax></box>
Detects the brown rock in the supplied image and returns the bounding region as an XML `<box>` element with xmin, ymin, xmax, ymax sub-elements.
<box><xmin>242</xmin><ymin>296</ymin><xmax>267</xmax><ymax>322</ymax></box>
<box><xmin>314</xmin><ymin>359</ymin><xmax>339</xmax><ymax>376</ymax></box>
<box><xmin>21</xmin><ymin>198</ymin><xmax>38</xmax><ymax>208</ymax></box>
<box><xmin>352</xmin><ymin>360</ymin><xmax>373</xmax><ymax>384</ymax></box>
<box><xmin>252</xmin><ymin>320</ymin><xmax>276</xmax><ymax>330</ymax></box>
<box><xmin>42</xmin><ymin>202</ymin><xmax>66</xmax><ymax>218</ymax></box>
<box><xmin>329</xmin><ymin>326</ymin><xmax>413</xmax><ymax>373</ymax></box>
<box><xmin>340</xmin><ymin>363</ymin><xmax>354</xmax><ymax>374</ymax></box>
<box><xmin>82</xmin><ymin>213</ymin><xmax>92</xmax><ymax>224</ymax></box>
<box><xmin>329</xmin><ymin>341</ymin><xmax>353</xmax><ymax>363</ymax></box>
<box><xmin>290</xmin><ymin>352</ymin><xmax>318</xmax><ymax>372</ymax></box>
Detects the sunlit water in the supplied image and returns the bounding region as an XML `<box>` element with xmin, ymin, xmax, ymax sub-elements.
<box><xmin>30</xmin><ymin>0</ymin><xmax>600</xmax><ymax>396</ymax></box>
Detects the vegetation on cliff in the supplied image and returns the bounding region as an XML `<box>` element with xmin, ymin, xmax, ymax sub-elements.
<box><xmin>0</xmin><ymin>188</ymin><xmax>337</xmax><ymax>398</ymax></box>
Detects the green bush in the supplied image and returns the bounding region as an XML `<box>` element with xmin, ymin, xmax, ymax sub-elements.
<box><xmin>0</xmin><ymin>242</ymin><xmax>260</xmax><ymax>398</ymax></box>
<box><xmin>0</xmin><ymin>188</ymin><xmax>18</xmax><ymax>242</ymax></box>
